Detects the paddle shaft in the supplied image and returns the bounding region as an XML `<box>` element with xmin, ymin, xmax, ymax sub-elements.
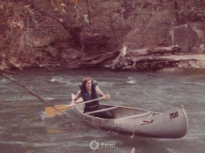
<box><xmin>53</xmin><ymin>96</ymin><xmax>107</xmax><ymax>111</ymax></box>
<box><xmin>75</xmin><ymin>96</ymin><xmax>106</xmax><ymax>105</ymax></box>
<box><xmin>45</xmin><ymin>95</ymin><xmax>108</xmax><ymax>117</ymax></box>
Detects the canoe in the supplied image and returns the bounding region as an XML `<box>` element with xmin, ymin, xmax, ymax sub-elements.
<box><xmin>72</xmin><ymin>95</ymin><xmax>188</xmax><ymax>139</ymax></box>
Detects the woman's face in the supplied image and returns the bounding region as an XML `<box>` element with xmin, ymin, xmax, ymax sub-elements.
<box><xmin>85</xmin><ymin>80</ymin><xmax>92</xmax><ymax>90</ymax></box>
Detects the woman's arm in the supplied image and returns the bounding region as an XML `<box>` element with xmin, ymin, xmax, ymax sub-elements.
<box><xmin>69</xmin><ymin>90</ymin><xmax>81</xmax><ymax>107</ymax></box>
<box><xmin>96</xmin><ymin>86</ymin><xmax>104</xmax><ymax>97</ymax></box>
<box><xmin>96</xmin><ymin>86</ymin><xmax>110</xmax><ymax>99</ymax></box>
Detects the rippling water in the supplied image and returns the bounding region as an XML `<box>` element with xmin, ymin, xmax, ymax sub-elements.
<box><xmin>0</xmin><ymin>69</ymin><xmax>205</xmax><ymax>153</ymax></box>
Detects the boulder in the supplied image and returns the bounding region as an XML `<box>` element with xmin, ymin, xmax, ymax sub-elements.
<box><xmin>171</xmin><ymin>22</ymin><xmax>205</xmax><ymax>52</ymax></box>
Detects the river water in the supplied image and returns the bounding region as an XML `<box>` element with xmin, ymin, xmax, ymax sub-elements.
<box><xmin>0</xmin><ymin>69</ymin><xmax>205</xmax><ymax>153</ymax></box>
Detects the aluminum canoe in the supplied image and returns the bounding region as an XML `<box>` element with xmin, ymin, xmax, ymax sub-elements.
<box><xmin>72</xmin><ymin>95</ymin><xmax>188</xmax><ymax>139</ymax></box>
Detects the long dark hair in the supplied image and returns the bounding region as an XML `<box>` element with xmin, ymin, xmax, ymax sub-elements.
<box><xmin>82</xmin><ymin>77</ymin><xmax>92</xmax><ymax>89</ymax></box>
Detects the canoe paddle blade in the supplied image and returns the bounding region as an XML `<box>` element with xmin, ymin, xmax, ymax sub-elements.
<box><xmin>45</xmin><ymin>105</ymin><xmax>69</xmax><ymax>117</ymax></box>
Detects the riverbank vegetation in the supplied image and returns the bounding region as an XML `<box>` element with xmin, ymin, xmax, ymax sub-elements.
<box><xmin>1</xmin><ymin>0</ymin><xmax>205</xmax><ymax>72</ymax></box>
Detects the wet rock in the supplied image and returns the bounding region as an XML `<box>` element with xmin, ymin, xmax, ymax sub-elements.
<box><xmin>45</xmin><ymin>46</ymin><xmax>59</xmax><ymax>57</ymax></box>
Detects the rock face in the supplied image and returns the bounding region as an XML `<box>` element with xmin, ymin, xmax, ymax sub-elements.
<box><xmin>171</xmin><ymin>22</ymin><xmax>205</xmax><ymax>52</ymax></box>
<box><xmin>1</xmin><ymin>1</ymin><xmax>205</xmax><ymax>72</ymax></box>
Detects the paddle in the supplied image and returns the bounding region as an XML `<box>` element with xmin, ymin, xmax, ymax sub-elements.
<box><xmin>45</xmin><ymin>95</ymin><xmax>109</xmax><ymax>117</ymax></box>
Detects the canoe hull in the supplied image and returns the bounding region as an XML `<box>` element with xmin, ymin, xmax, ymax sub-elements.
<box><xmin>71</xmin><ymin>93</ymin><xmax>188</xmax><ymax>139</ymax></box>
<box><xmin>73</xmin><ymin>104</ymin><xmax>188</xmax><ymax>139</ymax></box>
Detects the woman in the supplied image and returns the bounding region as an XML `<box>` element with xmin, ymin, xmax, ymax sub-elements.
<box><xmin>69</xmin><ymin>77</ymin><xmax>114</xmax><ymax>119</ymax></box>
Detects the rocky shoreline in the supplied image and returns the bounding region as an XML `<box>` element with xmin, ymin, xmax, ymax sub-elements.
<box><xmin>64</xmin><ymin>45</ymin><xmax>205</xmax><ymax>72</ymax></box>
<box><xmin>1</xmin><ymin>1</ymin><xmax>205</xmax><ymax>74</ymax></box>
<box><xmin>1</xmin><ymin>45</ymin><xmax>205</xmax><ymax>73</ymax></box>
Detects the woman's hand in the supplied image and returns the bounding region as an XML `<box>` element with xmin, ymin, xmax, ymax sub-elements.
<box><xmin>68</xmin><ymin>102</ymin><xmax>75</xmax><ymax>108</ymax></box>
<box><xmin>68</xmin><ymin>98</ymin><xmax>77</xmax><ymax>108</ymax></box>
<box><xmin>105</xmin><ymin>94</ymin><xmax>110</xmax><ymax>99</ymax></box>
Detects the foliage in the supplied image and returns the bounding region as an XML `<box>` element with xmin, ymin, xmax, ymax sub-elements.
<box><xmin>1</xmin><ymin>0</ymin><xmax>205</xmax><ymax>70</ymax></box>
<box><xmin>177</xmin><ymin>0</ymin><xmax>205</xmax><ymax>23</ymax></box>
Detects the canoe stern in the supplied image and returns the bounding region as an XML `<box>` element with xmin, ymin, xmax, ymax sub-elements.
<box><xmin>113</xmin><ymin>105</ymin><xmax>188</xmax><ymax>138</ymax></box>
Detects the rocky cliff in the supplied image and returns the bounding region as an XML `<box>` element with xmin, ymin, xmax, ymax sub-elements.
<box><xmin>0</xmin><ymin>0</ymin><xmax>205</xmax><ymax>72</ymax></box>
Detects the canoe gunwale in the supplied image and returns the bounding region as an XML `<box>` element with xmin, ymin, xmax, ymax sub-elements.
<box><xmin>74</xmin><ymin>103</ymin><xmax>185</xmax><ymax>121</ymax></box>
